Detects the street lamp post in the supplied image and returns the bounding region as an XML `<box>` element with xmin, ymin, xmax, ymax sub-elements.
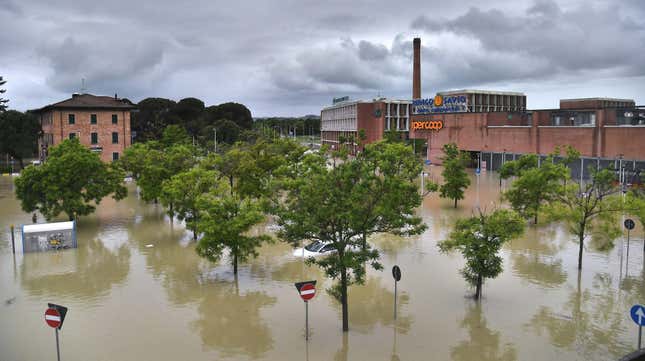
<box><xmin>213</xmin><ymin>128</ymin><xmax>217</xmax><ymax>153</ymax></box>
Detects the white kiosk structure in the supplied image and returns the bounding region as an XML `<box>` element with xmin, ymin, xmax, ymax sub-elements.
<box><xmin>22</xmin><ymin>221</ymin><xmax>77</xmax><ymax>253</ymax></box>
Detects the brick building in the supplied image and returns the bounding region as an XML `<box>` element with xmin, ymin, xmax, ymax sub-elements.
<box><xmin>321</xmin><ymin>98</ymin><xmax>411</xmax><ymax>153</ymax></box>
<box><xmin>409</xmin><ymin>38</ymin><xmax>645</xmax><ymax>172</ymax></box>
<box><xmin>35</xmin><ymin>93</ymin><xmax>136</xmax><ymax>162</ymax></box>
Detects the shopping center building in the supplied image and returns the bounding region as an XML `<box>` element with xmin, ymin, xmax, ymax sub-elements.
<box><xmin>321</xmin><ymin>38</ymin><xmax>645</xmax><ymax>177</ymax></box>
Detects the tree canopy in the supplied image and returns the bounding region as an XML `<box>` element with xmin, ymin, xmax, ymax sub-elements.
<box><xmin>15</xmin><ymin>138</ymin><xmax>126</xmax><ymax>220</ymax></box>
<box><xmin>439</xmin><ymin>209</ymin><xmax>525</xmax><ymax>299</ymax></box>
<box><xmin>439</xmin><ymin>143</ymin><xmax>471</xmax><ymax>208</ymax></box>
<box><xmin>273</xmin><ymin>141</ymin><xmax>425</xmax><ymax>331</ymax></box>
<box><xmin>0</xmin><ymin>110</ymin><xmax>41</xmax><ymax>169</ymax></box>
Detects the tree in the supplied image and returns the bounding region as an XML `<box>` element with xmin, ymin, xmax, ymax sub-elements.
<box><xmin>15</xmin><ymin>138</ymin><xmax>126</xmax><ymax>220</ymax></box>
<box><xmin>160</xmin><ymin>124</ymin><xmax>191</xmax><ymax>148</ymax></box>
<box><xmin>131</xmin><ymin>97</ymin><xmax>179</xmax><ymax>142</ymax></box>
<box><xmin>439</xmin><ymin>143</ymin><xmax>471</xmax><ymax>208</ymax></box>
<box><xmin>120</xmin><ymin>142</ymin><xmax>195</xmax><ymax>203</ymax></box>
<box><xmin>438</xmin><ymin>209</ymin><xmax>525</xmax><ymax>300</ymax></box>
<box><xmin>0</xmin><ymin>110</ymin><xmax>41</xmax><ymax>169</ymax></box>
<box><xmin>196</xmin><ymin>186</ymin><xmax>270</xmax><ymax>274</ymax></box>
<box><xmin>0</xmin><ymin>76</ymin><xmax>7</xmax><ymax>112</ymax></box>
<box><xmin>160</xmin><ymin>167</ymin><xmax>218</xmax><ymax>239</ymax></box>
<box><xmin>500</xmin><ymin>153</ymin><xmax>570</xmax><ymax>224</ymax></box>
<box><xmin>274</xmin><ymin>141</ymin><xmax>425</xmax><ymax>332</ymax></box>
<box><xmin>544</xmin><ymin>167</ymin><xmax>624</xmax><ymax>270</ymax></box>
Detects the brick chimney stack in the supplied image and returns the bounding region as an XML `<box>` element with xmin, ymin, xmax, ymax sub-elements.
<box><xmin>413</xmin><ymin>38</ymin><xmax>421</xmax><ymax>99</ymax></box>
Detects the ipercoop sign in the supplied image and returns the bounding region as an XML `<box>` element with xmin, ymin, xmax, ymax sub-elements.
<box><xmin>411</xmin><ymin>120</ymin><xmax>443</xmax><ymax>131</ymax></box>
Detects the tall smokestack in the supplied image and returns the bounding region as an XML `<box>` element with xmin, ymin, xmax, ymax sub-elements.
<box><xmin>413</xmin><ymin>38</ymin><xmax>421</xmax><ymax>99</ymax></box>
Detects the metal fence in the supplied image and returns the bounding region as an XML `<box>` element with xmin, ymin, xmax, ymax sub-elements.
<box><xmin>480</xmin><ymin>152</ymin><xmax>645</xmax><ymax>181</ymax></box>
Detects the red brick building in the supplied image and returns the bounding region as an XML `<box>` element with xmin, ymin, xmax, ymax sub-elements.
<box><xmin>35</xmin><ymin>93</ymin><xmax>136</xmax><ymax>162</ymax></box>
<box><xmin>408</xmin><ymin>38</ymin><xmax>645</xmax><ymax>168</ymax></box>
<box><xmin>321</xmin><ymin>98</ymin><xmax>411</xmax><ymax>153</ymax></box>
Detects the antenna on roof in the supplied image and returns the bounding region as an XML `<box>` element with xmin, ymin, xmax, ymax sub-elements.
<box><xmin>80</xmin><ymin>78</ymin><xmax>87</xmax><ymax>94</ymax></box>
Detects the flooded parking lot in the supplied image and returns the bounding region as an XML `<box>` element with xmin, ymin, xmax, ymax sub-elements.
<box><xmin>1</xmin><ymin>169</ymin><xmax>643</xmax><ymax>361</ymax></box>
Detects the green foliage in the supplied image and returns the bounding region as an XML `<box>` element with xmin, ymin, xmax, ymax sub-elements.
<box><xmin>14</xmin><ymin>138</ymin><xmax>126</xmax><ymax>220</ymax></box>
<box><xmin>131</xmin><ymin>97</ymin><xmax>253</xmax><ymax>145</ymax></box>
<box><xmin>196</xmin><ymin>186</ymin><xmax>271</xmax><ymax>274</ymax></box>
<box><xmin>120</xmin><ymin>142</ymin><xmax>195</xmax><ymax>202</ymax></box>
<box><xmin>160</xmin><ymin>167</ymin><xmax>218</xmax><ymax>239</ymax></box>
<box><xmin>543</xmin><ymin>167</ymin><xmax>623</xmax><ymax>270</ymax></box>
<box><xmin>0</xmin><ymin>76</ymin><xmax>8</xmax><ymax>112</ymax></box>
<box><xmin>274</xmin><ymin>140</ymin><xmax>424</xmax><ymax>331</ymax></box>
<box><xmin>0</xmin><ymin>110</ymin><xmax>41</xmax><ymax>168</ymax></box>
<box><xmin>501</xmin><ymin>153</ymin><xmax>569</xmax><ymax>224</ymax></box>
<box><xmin>439</xmin><ymin>143</ymin><xmax>471</xmax><ymax>208</ymax></box>
<box><xmin>160</xmin><ymin>125</ymin><xmax>191</xmax><ymax>148</ymax></box>
<box><xmin>438</xmin><ymin>209</ymin><xmax>525</xmax><ymax>299</ymax></box>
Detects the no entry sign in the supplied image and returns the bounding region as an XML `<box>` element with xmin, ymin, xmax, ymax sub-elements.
<box><xmin>44</xmin><ymin>308</ymin><xmax>61</xmax><ymax>328</ymax></box>
<box><xmin>295</xmin><ymin>280</ymin><xmax>317</xmax><ymax>302</ymax></box>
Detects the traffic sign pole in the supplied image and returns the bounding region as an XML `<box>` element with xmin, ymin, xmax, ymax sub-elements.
<box><xmin>305</xmin><ymin>301</ymin><xmax>309</xmax><ymax>341</ymax></box>
<box><xmin>295</xmin><ymin>281</ymin><xmax>316</xmax><ymax>341</ymax></box>
<box><xmin>55</xmin><ymin>328</ymin><xmax>61</xmax><ymax>361</ymax></box>
<box><xmin>638</xmin><ymin>326</ymin><xmax>643</xmax><ymax>350</ymax></box>
<box><xmin>394</xmin><ymin>280</ymin><xmax>398</xmax><ymax>321</ymax></box>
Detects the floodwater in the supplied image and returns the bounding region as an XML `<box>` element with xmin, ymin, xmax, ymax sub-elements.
<box><xmin>1</xmin><ymin>168</ymin><xmax>644</xmax><ymax>361</ymax></box>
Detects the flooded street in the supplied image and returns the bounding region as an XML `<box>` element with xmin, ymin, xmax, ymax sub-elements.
<box><xmin>1</xmin><ymin>169</ymin><xmax>644</xmax><ymax>361</ymax></box>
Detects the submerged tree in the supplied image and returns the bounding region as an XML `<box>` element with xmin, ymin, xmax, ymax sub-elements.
<box><xmin>274</xmin><ymin>141</ymin><xmax>425</xmax><ymax>331</ymax></box>
<box><xmin>544</xmin><ymin>167</ymin><xmax>624</xmax><ymax>270</ymax></box>
<box><xmin>438</xmin><ymin>209</ymin><xmax>524</xmax><ymax>300</ymax></box>
<box><xmin>160</xmin><ymin>167</ymin><xmax>218</xmax><ymax>239</ymax></box>
<box><xmin>15</xmin><ymin>139</ymin><xmax>126</xmax><ymax>220</ymax></box>
<box><xmin>196</xmin><ymin>184</ymin><xmax>271</xmax><ymax>274</ymax></box>
<box><xmin>439</xmin><ymin>143</ymin><xmax>471</xmax><ymax>208</ymax></box>
<box><xmin>500</xmin><ymin>151</ymin><xmax>573</xmax><ymax>224</ymax></box>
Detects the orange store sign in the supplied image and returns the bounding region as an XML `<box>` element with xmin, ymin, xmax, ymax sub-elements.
<box><xmin>411</xmin><ymin>120</ymin><xmax>443</xmax><ymax>131</ymax></box>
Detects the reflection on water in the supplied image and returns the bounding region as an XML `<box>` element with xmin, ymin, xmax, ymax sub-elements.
<box><xmin>529</xmin><ymin>273</ymin><xmax>633</xmax><ymax>359</ymax></box>
<box><xmin>193</xmin><ymin>279</ymin><xmax>276</xmax><ymax>359</ymax></box>
<box><xmin>343</xmin><ymin>277</ymin><xmax>412</xmax><ymax>334</ymax></box>
<box><xmin>20</xmin><ymin>236</ymin><xmax>130</xmax><ymax>302</ymax></box>
<box><xmin>1</xmin><ymin>172</ymin><xmax>645</xmax><ymax>361</ymax></box>
<box><xmin>451</xmin><ymin>304</ymin><xmax>517</xmax><ymax>361</ymax></box>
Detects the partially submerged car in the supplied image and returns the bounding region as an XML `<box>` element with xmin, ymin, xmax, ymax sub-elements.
<box><xmin>292</xmin><ymin>240</ymin><xmax>336</xmax><ymax>258</ymax></box>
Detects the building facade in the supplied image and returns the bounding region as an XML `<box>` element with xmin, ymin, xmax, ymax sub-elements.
<box><xmin>36</xmin><ymin>93</ymin><xmax>136</xmax><ymax>162</ymax></box>
<box><xmin>321</xmin><ymin>98</ymin><xmax>411</xmax><ymax>153</ymax></box>
<box><xmin>409</xmin><ymin>38</ymin><xmax>645</xmax><ymax>168</ymax></box>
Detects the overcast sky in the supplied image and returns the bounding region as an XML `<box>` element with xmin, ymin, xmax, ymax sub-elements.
<box><xmin>1</xmin><ymin>0</ymin><xmax>644</xmax><ymax>116</ymax></box>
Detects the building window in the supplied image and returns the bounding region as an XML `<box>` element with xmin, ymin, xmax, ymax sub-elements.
<box><xmin>90</xmin><ymin>114</ymin><xmax>97</xmax><ymax>124</ymax></box>
<box><xmin>68</xmin><ymin>114</ymin><xmax>75</xmax><ymax>124</ymax></box>
<box><xmin>91</xmin><ymin>133</ymin><xmax>98</xmax><ymax>144</ymax></box>
<box><xmin>69</xmin><ymin>133</ymin><xmax>76</xmax><ymax>140</ymax></box>
<box><xmin>112</xmin><ymin>132</ymin><xmax>118</xmax><ymax>144</ymax></box>
<box><xmin>112</xmin><ymin>114</ymin><xmax>118</xmax><ymax>124</ymax></box>
<box><xmin>112</xmin><ymin>152</ymin><xmax>119</xmax><ymax>161</ymax></box>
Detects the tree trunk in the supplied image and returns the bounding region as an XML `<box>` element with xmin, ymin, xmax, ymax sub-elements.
<box><xmin>229</xmin><ymin>176</ymin><xmax>234</xmax><ymax>196</ymax></box>
<box><xmin>169</xmin><ymin>203</ymin><xmax>174</xmax><ymax>225</ymax></box>
<box><xmin>17</xmin><ymin>157</ymin><xmax>24</xmax><ymax>171</ymax></box>
<box><xmin>475</xmin><ymin>274</ymin><xmax>483</xmax><ymax>300</ymax></box>
<box><xmin>577</xmin><ymin>231</ymin><xmax>584</xmax><ymax>270</ymax></box>
<box><xmin>362</xmin><ymin>232</ymin><xmax>367</xmax><ymax>250</ymax></box>
<box><xmin>233</xmin><ymin>249</ymin><xmax>238</xmax><ymax>275</ymax></box>
<box><xmin>533</xmin><ymin>213</ymin><xmax>538</xmax><ymax>225</ymax></box>
<box><xmin>454</xmin><ymin>198</ymin><xmax>458</xmax><ymax>208</ymax></box>
<box><xmin>341</xmin><ymin>266</ymin><xmax>349</xmax><ymax>332</ymax></box>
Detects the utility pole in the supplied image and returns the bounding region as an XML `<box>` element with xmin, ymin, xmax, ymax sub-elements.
<box><xmin>213</xmin><ymin>128</ymin><xmax>217</xmax><ymax>153</ymax></box>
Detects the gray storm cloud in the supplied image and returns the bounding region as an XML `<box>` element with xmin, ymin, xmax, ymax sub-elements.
<box><xmin>1</xmin><ymin>0</ymin><xmax>644</xmax><ymax>115</ymax></box>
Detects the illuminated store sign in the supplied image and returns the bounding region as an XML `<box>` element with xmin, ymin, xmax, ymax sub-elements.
<box><xmin>413</xmin><ymin>95</ymin><xmax>468</xmax><ymax>114</ymax></box>
<box><xmin>411</xmin><ymin>120</ymin><xmax>443</xmax><ymax>131</ymax></box>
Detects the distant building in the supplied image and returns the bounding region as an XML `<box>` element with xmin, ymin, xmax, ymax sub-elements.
<box><xmin>320</xmin><ymin>98</ymin><xmax>411</xmax><ymax>153</ymax></box>
<box><xmin>35</xmin><ymin>93</ymin><xmax>136</xmax><ymax>162</ymax></box>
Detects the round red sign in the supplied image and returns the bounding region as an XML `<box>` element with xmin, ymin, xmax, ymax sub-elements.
<box><xmin>44</xmin><ymin>308</ymin><xmax>61</xmax><ymax>328</ymax></box>
<box><xmin>299</xmin><ymin>283</ymin><xmax>316</xmax><ymax>301</ymax></box>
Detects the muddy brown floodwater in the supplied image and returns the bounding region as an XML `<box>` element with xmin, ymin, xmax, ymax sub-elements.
<box><xmin>1</xmin><ymin>168</ymin><xmax>644</xmax><ymax>361</ymax></box>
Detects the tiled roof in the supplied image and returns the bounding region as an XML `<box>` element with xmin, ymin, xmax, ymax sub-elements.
<box><xmin>36</xmin><ymin>93</ymin><xmax>136</xmax><ymax>112</ymax></box>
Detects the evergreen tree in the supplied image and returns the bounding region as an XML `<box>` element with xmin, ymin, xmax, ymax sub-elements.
<box><xmin>439</xmin><ymin>143</ymin><xmax>471</xmax><ymax>208</ymax></box>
